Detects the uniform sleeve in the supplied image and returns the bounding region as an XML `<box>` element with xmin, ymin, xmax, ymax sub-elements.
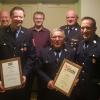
<box><xmin>22</xmin><ymin>30</ymin><xmax>36</xmax><ymax>77</ymax></box>
<box><xmin>23</xmin><ymin>46</ymin><xmax>36</xmax><ymax>77</ymax></box>
<box><xmin>36</xmin><ymin>50</ymin><xmax>51</xmax><ymax>85</ymax></box>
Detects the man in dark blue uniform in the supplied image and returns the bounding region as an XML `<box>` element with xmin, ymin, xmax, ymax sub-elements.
<box><xmin>72</xmin><ymin>17</ymin><xmax>100</xmax><ymax>100</ymax></box>
<box><xmin>0</xmin><ymin>6</ymin><xmax>36</xmax><ymax>100</ymax></box>
<box><xmin>60</xmin><ymin>9</ymin><xmax>82</xmax><ymax>50</ymax></box>
<box><xmin>37</xmin><ymin>28</ymin><xmax>76</xmax><ymax>100</ymax></box>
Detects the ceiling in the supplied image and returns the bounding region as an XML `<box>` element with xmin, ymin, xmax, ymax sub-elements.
<box><xmin>1</xmin><ymin>0</ymin><xmax>78</xmax><ymax>4</ymax></box>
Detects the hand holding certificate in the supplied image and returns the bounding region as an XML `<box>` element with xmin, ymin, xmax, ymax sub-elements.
<box><xmin>54</xmin><ymin>59</ymin><xmax>82</xmax><ymax>97</ymax></box>
<box><xmin>0</xmin><ymin>57</ymin><xmax>22</xmax><ymax>90</ymax></box>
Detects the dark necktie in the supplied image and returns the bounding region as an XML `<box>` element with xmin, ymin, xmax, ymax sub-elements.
<box><xmin>68</xmin><ymin>27</ymin><xmax>72</xmax><ymax>35</ymax></box>
<box><xmin>56</xmin><ymin>52</ymin><xmax>60</xmax><ymax>62</ymax></box>
<box><xmin>83</xmin><ymin>41</ymin><xmax>88</xmax><ymax>50</ymax></box>
<box><xmin>54</xmin><ymin>49</ymin><xmax>62</xmax><ymax>62</ymax></box>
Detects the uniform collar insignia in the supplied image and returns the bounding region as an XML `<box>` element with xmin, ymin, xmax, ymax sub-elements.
<box><xmin>49</xmin><ymin>47</ymin><xmax>52</xmax><ymax>51</ymax></box>
<box><xmin>75</xmin><ymin>28</ymin><xmax>78</xmax><ymax>31</ymax></box>
<box><xmin>64</xmin><ymin>49</ymin><xmax>68</xmax><ymax>52</ymax></box>
<box><xmin>93</xmin><ymin>40</ymin><xmax>96</xmax><ymax>44</ymax></box>
<box><xmin>21</xmin><ymin>30</ymin><xmax>24</xmax><ymax>34</ymax></box>
<box><xmin>18</xmin><ymin>27</ymin><xmax>24</xmax><ymax>34</ymax></box>
<box><xmin>3</xmin><ymin>43</ymin><xmax>6</xmax><ymax>45</ymax></box>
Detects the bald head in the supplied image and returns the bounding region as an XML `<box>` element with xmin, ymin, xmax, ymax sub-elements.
<box><xmin>0</xmin><ymin>10</ymin><xmax>10</xmax><ymax>27</ymax></box>
<box><xmin>66</xmin><ymin>9</ymin><xmax>78</xmax><ymax>26</ymax></box>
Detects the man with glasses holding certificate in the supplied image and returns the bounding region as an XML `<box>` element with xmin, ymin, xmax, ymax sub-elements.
<box><xmin>37</xmin><ymin>28</ymin><xmax>76</xmax><ymax>100</ymax></box>
<box><xmin>72</xmin><ymin>17</ymin><xmax>100</xmax><ymax>100</ymax></box>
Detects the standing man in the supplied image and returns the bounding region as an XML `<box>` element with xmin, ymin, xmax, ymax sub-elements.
<box><xmin>73</xmin><ymin>17</ymin><xmax>100</xmax><ymax>100</ymax></box>
<box><xmin>29</xmin><ymin>11</ymin><xmax>50</xmax><ymax>99</ymax></box>
<box><xmin>0</xmin><ymin>6</ymin><xmax>36</xmax><ymax>100</ymax></box>
<box><xmin>60</xmin><ymin>9</ymin><xmax>82</xmax><ymax>50</ymax></box>
<box><xmin>29</xmin><ymin>11</ymin><xmax>50</xmax><ymax>59</ymax></box>
<box><xmin>37</xmin><ymin>28</ymin><xmax>76</xmax><ymax>100</ymax></box>
<box><xmin>0</xmin><ymin>10</ymin><xmax>10</xmax><ymax>28</ymax></box>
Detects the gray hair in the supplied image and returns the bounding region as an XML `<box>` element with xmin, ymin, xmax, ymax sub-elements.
<box><xmin>50</xmin><ymin>28</ymin><xmax>65</xmax><ymax>38</ymax></box>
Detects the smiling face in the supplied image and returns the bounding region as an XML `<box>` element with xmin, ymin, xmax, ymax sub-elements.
<box><xmin>81</xmin><ymin>19</ymin><xmax>95</xmax><ymax>40</ymax></box>
<box><xmin>33</xmin><ymin>13</ymin><xmax>44</xmax><ymax>27</ymax></box>
<box><xmin>50</xmin><ymin>29</ymin><xmax>65</xmax><ymax>49</ymax></box>
<box><xmin>11</xmin><ymin>9</ymin><xmax>25</xmax><ymax>28</ymax></box>
<box><xmin>66</xmin><ymin>10</ymin><xmax>78</xmax><ymax>26</ymax></box>
<box><xmin>0</xmin><ymin>10</ymin><xmax>10</xmax><ymax>27</ymax></box>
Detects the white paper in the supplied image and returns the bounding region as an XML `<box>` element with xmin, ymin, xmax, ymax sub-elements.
<box><xmin>2</xmin><ymin>60</ymin><xmax>21</xmax><ymax>88</ymax></box>
<box><xmin>55</xmin><ymin>62</ymin><xmax>79</xmax><ymax>93</ymax></box>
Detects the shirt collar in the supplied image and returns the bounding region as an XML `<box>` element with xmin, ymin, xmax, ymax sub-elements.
<box><xmin>32</xmin><ymin>26</ymin><xmax>46</xmax><ymax>32</ymax></box>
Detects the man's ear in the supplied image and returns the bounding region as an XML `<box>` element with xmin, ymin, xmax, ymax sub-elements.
<box><xmin>93</xmin><ymin>27</ymin><xmax>97</xmax><ymax>32</ymax></box>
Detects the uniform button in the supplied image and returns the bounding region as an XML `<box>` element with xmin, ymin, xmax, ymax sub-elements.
<box><xmin>73</xmin><ymin>48</ymin><xmax>76</xmax><ymax>51</ymax></box>
<box><xmin>82</xmin><ymin>62</ymin><xmax>84</xmax><ymax>65</ymax></box>
<box><xmin>3</xmin><ymin>43</ymin><xmax>6</xmax><ymax>45</ymax></box>
<box><xmin>82</xmin><ymin>78</ymin><xmax>85</xmax><ymax>81</ymax></box>
<box><xmin>14</xmin><ymin>47</ymin><xmax>16</xmax><ymax>50</ymax></box>
<box><xmin>74</xmin><ymin>42</ymin><xmax>77</xmax><ymax>45</ymax></box>
<box><xmin>71</xmin><ymin>42</ymin><xmax>73</xmax><ymax>45</ymax></box>
<box><xmin>97</xmin><ymin>82</ymin><xmax>100</xmax><ymax>85</ymax></box>
<box><xmin>82</xmin><ymin>70</ymin><xmax>85</xmax><ymax>73</ymax></box>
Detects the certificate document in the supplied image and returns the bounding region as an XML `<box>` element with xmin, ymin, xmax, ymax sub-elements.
<box><xmin>0</xmin><ymin>57</ymin><xmax>22</xmax><ymax>90</ymax></box>
<box><xmin>54</xmin><ymin>59</ymin><xmax>82</xmax><ymax>96</ymax></box>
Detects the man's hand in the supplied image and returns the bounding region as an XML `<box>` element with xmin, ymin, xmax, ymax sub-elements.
<box><xmin>0</xmin><ymin>81</ymin><xmax>5</xmax><ymax>92</ymax></box>
<box><xmin>47</xmin><ymin>80</ymin><xmax>55</xmax><ymax>90</ymax></box>
<box><xmin>74</xmin><ymin>78</ymin><xmax>79</xmax><ymax>87</ymax></box>
<box><xmin>21</xmin><ymin>75</ymin><xmax>26</xmax><ymax>88</ymax></box>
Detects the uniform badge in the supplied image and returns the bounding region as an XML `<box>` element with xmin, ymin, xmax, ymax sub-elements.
<box><xmin>21</xmin><ymin>30</ymin><xmax>24</xmax><ymax>34</ymax></box>
<box><xmin>64</xmin><ymin>49</ymin><xmax>67</xmax><ymax>52</ymax></box>
<box><xmin>93</xmin><ymin>40</ymin><xmax>96</xmax><ymax>44</ymax></box>
<box><xmin>92</xmin><ymin>54</ymin><xmax>96</xmax><ymax>64</ymax></box>
<box><xmin>92</xmin><ymin>58</ymin><xmax>96</xmax><ymax>63</ymax></box>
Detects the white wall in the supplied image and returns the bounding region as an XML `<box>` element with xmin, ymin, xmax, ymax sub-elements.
<box><xmin>81</xmin><ymin>0</ymin><xmax>100</xmax><ymax>35</ymax></box>
<box><xmin>1</xmin><ymin>2</ymin><xmax>80</xmax><ymax>30</ymax></box>
<box><xmin>1</xmin><ymin>0</ymin><xmax>100</xmax><ymax>35</ymax></box>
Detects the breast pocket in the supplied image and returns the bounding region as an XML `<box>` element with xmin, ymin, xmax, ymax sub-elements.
<box><xmin>0</xmin><ymin>42</ymin><xmax>14</xmax><ymax>59</ymax></box>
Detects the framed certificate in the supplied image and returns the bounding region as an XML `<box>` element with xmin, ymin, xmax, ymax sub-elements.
<box><xmin>0</xmin><ymin>57</ymin><xmax>22</xmax><ymax>90</ymax></box>
<box><xmin>54</xmin><ymin>59</ymin><xmax>82</xmax><ymax>97</ymax></box>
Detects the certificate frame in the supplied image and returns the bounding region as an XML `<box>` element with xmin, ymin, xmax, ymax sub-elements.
<box><xmin>54</xmin><ymin>59</ymin><xmax>82</xmax><ymax>97</ymax></box>
<box><xmin>0</xmin><ymin>57</ymin><xmax>22</xmax><ymax>90</ymax></box>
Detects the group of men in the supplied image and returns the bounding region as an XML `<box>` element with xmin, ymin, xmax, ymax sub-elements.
<box><xmin>0</xmin><ymin>6</ymin><xmax>100</xmax><ymax>100</ymax></box>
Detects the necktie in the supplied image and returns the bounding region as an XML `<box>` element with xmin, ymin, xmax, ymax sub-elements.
<box><xmin>54</xmin><ymin>50</ymin><xmax>62</xmax><ymax>62</ymax></box>
<box><xmin>56</xmin><ymin>52</ymin><xmax>59</xmax><ymax>62</ymax></box>
<box><xmin>83</xmin><ymin>41</ymin><xmax>88</xmax><ymax>50</ymax></box>
<box><xmin>68</xmin><ymin>27</ymin><xmax>72</xmax><ymax>35</ymax></box>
